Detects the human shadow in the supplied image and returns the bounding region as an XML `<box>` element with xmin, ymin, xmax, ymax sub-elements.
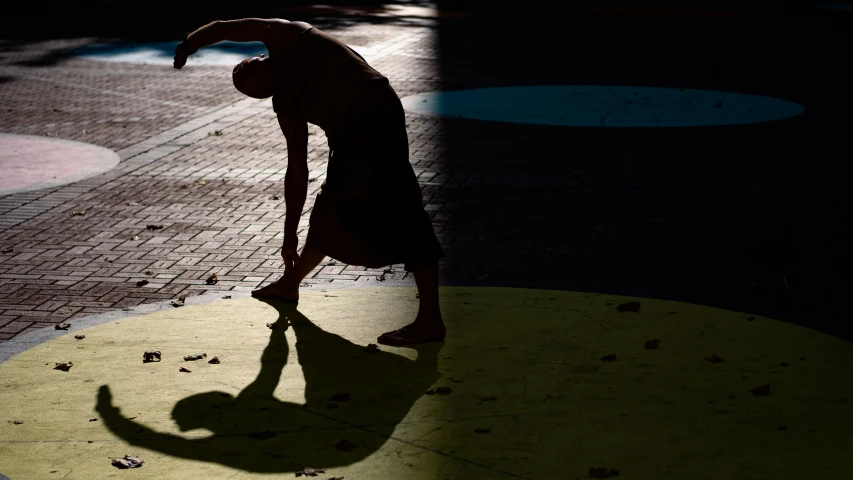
<box><xmin>96</xmin><ymin>299</ymin><xmax>443</xmax><ymax>473</ymax></box>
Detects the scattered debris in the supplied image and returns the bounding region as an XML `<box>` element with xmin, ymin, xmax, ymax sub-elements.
<box><xmin>364</xmin><ymin>343</ymin><xmax>380</xmax><ymax>353</ymax></box>
<box><xmin>435</xmin><ymin>386</ymin><xmax>452</xmax><ymax>395</ymax></box>
<box><xmin>705</xmin><ymin>354</ymin><xmax>723</xmax><ymax>364</ymax></box>
<box><xmin>222</xmin><ymin>295</ymin><xmax>232</xmax><ymax>299</ymax></box>
<box><xmin>589</xmin><ymin>467</ymin><xmax>620</xmax><ymax>478</ymax></box>
<box><xmin>206</xmin><ymin>273</ymin><xmax>218</xmax><ymax>285</ymax></box>
<box><xmin>601</xmin><ymin>354</ymin><xmax>617</xmax><ymax>362</ymax></box>
<box><xmin>644</xmin><ymin>339</ymin><xmax>660</xmax><ymax>350</ymax></box>
<box><xmin>179</xmin><ymin>367</ymin><xmax>192</xmax><ymax>373</ymax></box>
<box><xmin>425</xmin><ymin>389</ymin><xmax>436</xmax><ymax>395</ymax></box>
<box><xmin>778</xmin><ymin>425</ymin><xmax>788</xmax><ymax>431</ymax></box>
<box><xmin>90</xmin><ymin>418</ymin><xmax>98</xmax><ymax>422</ymax></box>
<box><xmin>474</xmin><ymin>427</ymin><xmax>491</xmax><ymax>434</ymax></box>
<box><xmin>750</xmin><ymin>384</ymin><xmax>771</xmax><ymax>396</ymax></box>
<box><xmin>145</xmin><ymin>225</ymin><xmax>164</xmax><ymax>231</ymax></box>
<box><xmin>143</xmin><ymin>351</ymin><xmax>161</xmax><ymax>363</ymax></box>
<box><xmin>55</xmin><ymin>323</ymin><xmax>71</xmax><ymax>330</ymax></box>
<box><xmin>127</xmin><ymin>202</ymin><xmax>139</xmax><ymax>206</ymax></box>
<box><xmin>131</xmin><ymin>235</ymin><xmax>139</xmax><ymax>241</ymax></box>
<box><xmin>248</xmin><ymin>430</ymin><xmax>276</xmax><ymax>440</ymax></box>
<box><xmin>74</xmin><ymin>335</ymin><xmax>85</xmax><ymax>340</ymax></box>
<box><xmin>110</xmin><ymin>455</ymin><xmax>144</xmax><ymax>469</ymax></box>
<box><xmin>266</xmin><ymin>322</ymin><xmax>277</xmax><ymax>329</ymax></box>
<box><xmin>1</xmin><ymin>247</ymin><xmax>12</xmax><ymax>254</ymax></box>
<box><xmin>335</xmin><ymin>439</ymin><xmax>358</xmax><ymax>452</ymax></box>
<box><xmin>617</xmin><ymin>302</ymin><xmax>640</xmax><ymax>313</ymax></box>
<box><xmin>170</xmin><ymin>297</ymin><xmax>185</xmax><ymax>308</ymax></box>
<box><xmin>54</xmin><ymin>362</ymin><xmax>73</xmax><ymax>372</ymax></box>
<box><xmin>210</xmin><ymin>130</ymin><xmax>224</xmax><ymax>136</ymax></box>
<box><xmin>183</xmin><ymin>353</ymin><xmax>207</xmax><ymax>361</ymax></box>
<box><xmin>330</xmin><ymin>393</ymin><xmax>350</xmax><ymax>402</ymax></box>
<box><xmin>295</xmin><ymin>466</ymin><xmax>325</xmax><ymax>477</ymax></box>
<box><xmin>272</xmin><ymin>195</ymin><xmax>281</xmax><ymax>200</ymax></box>
<box><xmin>136</xmin><ymin>279</ymin><xmax>149</xmax><ymax>287</ymax></box>
<box><xmin>10</xmin><ymin>420</ymin><xmax>23</xmax><ymax>425</ymax></box>
<box><xmin>208</xmin><ymin>357</ymin><xmax>220</xmax><ymax>364</ymax></box>
<box><xmin>71</xmin><ymin>211</ymin><xmax>86</xmax><ymax>216</ymax></box>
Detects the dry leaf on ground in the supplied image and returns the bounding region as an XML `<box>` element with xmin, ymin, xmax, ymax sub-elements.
<box><xmin>750</xmin><ymin>384</ymin><xmax>771</xmax><ymax>396</ymax></box>
<box><xmin>617</xmin><ymin>302</ymin><xmax>640</xmax><ymax>313</ymax></box>
<box><xmin>183</xmin><ymin>353</ymin><xmax>207</xmax><ymax>361</ymax></box>
<box><xmin>208</xmin><ymin>357</ymin><xmax>220</xmax><ymax>364</ymax></box>
<box><xmin>589</xmin><ymin>466</ymin><xmax>620</xmax><ymax>478</ymax></box>
<box><xmin>143</xmin><ymin>351</ymin><xmax>161</xmax><ymax>363</ymax></box>
<box><xmin>74</xmin><ymin>335</ymin><xmax>85</xmax><ymax>340</ymax></box>
<box><xmin>1</xmin><ymin>247</ymin><xmax>13</xmax><ymax>253</ymax></box>
<box><xmin>601</xmin><ymin>354</ymin><xmax>617</xmax><ymax>362</ymax></box>
<box><xmin>54</xmin><ymin>362</ymin><xmax>73</xmax><ymax>371</ymax></box>
<box><xmin>145</xmin><ymin>224</ymin><xmax>164</xmax><ymax>230</ymax></box>
<box><xmin>136</xmin><ymin>280</ymin><xmax>149</xmax><ymax>287</ymax></box>
<box><xmin>71</xmin><ymin>211</ymin><xmax>86</xmax><ymax>216</ymax></box>
<box><xmin>295</xmin><ymin>466</ymin><xmax>325</xmax><ymax>477</ymax></box>
<box><xmin>170</xmin><ymin>297</ymin><xmax>185</xmax><ymax>307</ymax></box>
<box><xmin>335</xmin><ymin>440</ymin><xmax>358</xmax><ymax>452</ymax></box>
<box><xmin>10</xmin><ymin>420</ymin><xmax>23</xmax><ymax>425</ymax></box>
<box><xmin>705</xmin><ymin>354</ymin><xmax>723</xmax><ymax>364</ymax></box>
<box><xmin>474</xmin><ymin>427</ymin><xmax>491</xmax><ymax>434</ymax></box>
<box><xmin>644</xmin><ymin>339</ymin><xmax>660</xmax><ymax>350</ymax></box>
<box><xmin>179</xmin><ymin>367</ymin><xmax>191</xmax><ymax>373</ymax></box>
<box><xmin>364</xmin><ymin>343</ymin><xmax>380</xmax><ymax>353</ymax></box>
<box><xmin>55</xmin><ymin>323</ymin><xmax>70</xmax><ymax>330</ymax></box>
<box><xmin>111</xmin><ymin>455</ymin><xmax>143</xmax><ymax>469</ymax></box>
<box><xmin>435</xmin><ymin>386</ymin><xmax>453</xmax><ymax>395</ymax></box>
<box><xmin>206</xmin><ymin>273</ymin><xmax>218</xmax><ymax>285</ymax></box>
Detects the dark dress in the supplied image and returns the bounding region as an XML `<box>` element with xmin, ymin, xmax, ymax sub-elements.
<box><xmin>271</xmin><ymin>27</ymin><xmax>443</xmax><ymax>271</ymax></box>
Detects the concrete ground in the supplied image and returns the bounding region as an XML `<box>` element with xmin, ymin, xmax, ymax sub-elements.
<box><xmin>1</xmin><ymin>1</ymin><xmax>852</xmax><ymax>478</ymax></box>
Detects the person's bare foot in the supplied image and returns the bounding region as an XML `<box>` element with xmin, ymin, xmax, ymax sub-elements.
<box><xmin>251</xmin><ymin>274</ymin><xmax>299</xmax><ymax>302</ymax></box>
<box><xmin>377</xmin><ymin>318</ymin><xmax>446</xmax><ymax>346</ymax></box>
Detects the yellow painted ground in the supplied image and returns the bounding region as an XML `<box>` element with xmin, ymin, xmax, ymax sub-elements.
<box><xmin>1</xmin><ymin>287</ymin><xmax>852</xmax><ymax>479</ymax></box>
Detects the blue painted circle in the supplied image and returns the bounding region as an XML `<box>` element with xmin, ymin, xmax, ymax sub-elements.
<box><xmin>400</xmin><ymin>86</ymin><xmax>805</xmax><ymax>128</ymax></box>
<box><xmin>73</xmin><ymin>41</ymin><xmax>268</xmax><ymax>66</ymax></box>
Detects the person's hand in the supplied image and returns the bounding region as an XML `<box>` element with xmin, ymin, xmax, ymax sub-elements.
<box><xmin>281</xmin><ymin>236</ymin><xmax>299</xmax><ymax>275</ymax></box>
<box><xmin>173</xmin><ymin>42</ymin><xmax>190</xmax><ymax>69</ymax></box>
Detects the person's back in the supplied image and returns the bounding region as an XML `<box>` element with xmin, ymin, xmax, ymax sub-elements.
<box><xmin>270</xmin><ymin>27</ymin><xmax>388</xmax><ymax>136</ymax></box>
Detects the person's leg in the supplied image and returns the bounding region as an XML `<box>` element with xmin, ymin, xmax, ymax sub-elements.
<box><xmin>377</xmin><ymin>261</ymin><xmax>445</xmax><ymax>346</ymax></box>
<box><xmin>251</xmin><ymin>244</ymin><xmax>325</xmax><ymax>302</ymax></box>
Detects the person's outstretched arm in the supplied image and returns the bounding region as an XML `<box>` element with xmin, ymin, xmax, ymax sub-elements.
<box><xmin>173</xmin><ymin>18</ymin><xmax>289</xmax><ymax>69</ymax></box>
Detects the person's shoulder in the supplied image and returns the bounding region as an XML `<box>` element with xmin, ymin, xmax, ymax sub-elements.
<box><xmin>265</xmin><ymin>19</ymin><xmax>314</xmax><ymax>49</ymax></box>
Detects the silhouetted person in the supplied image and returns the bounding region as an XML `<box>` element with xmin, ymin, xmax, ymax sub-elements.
<box><xmin>96</xmin><ymin>302</ymin><xmax>442</xmax><ymax>472</ymax></box>
<box><xmin>173</xmin><ymin>18</ymin><xmax>444</xmax><ymax>346</ymax></box>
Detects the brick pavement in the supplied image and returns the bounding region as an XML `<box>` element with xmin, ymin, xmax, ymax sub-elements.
<box><xmin>2</xmin><ymin>3</ymin><xmax>852</xmax><ymax>343</ymax></box>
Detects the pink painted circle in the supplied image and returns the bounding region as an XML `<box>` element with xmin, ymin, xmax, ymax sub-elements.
<box><xmin>0</xmin><ymin>134</ymin><xmax>120</xmax><ymax>196</ymax></box>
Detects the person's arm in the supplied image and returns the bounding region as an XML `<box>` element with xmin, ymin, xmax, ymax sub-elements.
<box><xmin>173</xmin><ymin>18</ymin><xmax>289</xmax><ymax>69</ymax></box>
<box><xmin>277</xmin><ymin>114</ymin><xmax>309</xmax><ymax>273</ymax></box>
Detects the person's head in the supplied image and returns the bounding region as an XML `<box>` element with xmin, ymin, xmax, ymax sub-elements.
<box><xmin>232</xmin><ymin>54</ymin><xmax>273</xmax><ymax>99</ymax></box>
<box><xmin>171</xmin><ymin>391</ymin><xmax>236</xmax><ymax>432</ymax></box>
